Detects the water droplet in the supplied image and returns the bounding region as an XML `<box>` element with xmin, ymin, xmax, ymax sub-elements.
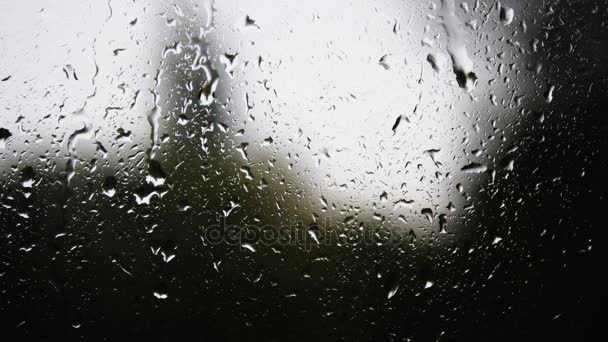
<box><xmin>0</xmin><ymin>127</ymin><xmax>12</xmax><ymax>148</ymax></box>
<box><xmin>21</xmin><ymin>166</ymin><xmax>35</xmax><ymax>188</ymax></box>
<box><xmin>242</xmin><ymin>244</ymin><xmax>256</xmax><ymax>252</ymax></box>
<box><xmin>545</xmin><ymin>84</ymin><xmax>555</xmax><ymax>103</ymax></box>
<box><xmin>146</xmin><ymin>160</ymin><xmax>167</xmax><ymax>186</ymax></box>
<box><xmin>427</xmin><ymin>53</ymin><xmax>442</xmax><ymax>73</ymax></box>
<box><xmin>387</xmin><ymin>283</ymin><xmax>399</xmax><ymax>299</ymax></box>
<box><xmin>102</xmin><ymin>176</ymin><xmax>117</xmax><ymax>197</ymax></box>
<box><xmin>499</xmin><ymin>6</ymin><xmax>514</xmax><ymax>25</ymax></box>
<box><xmin>153</xmin><ymin>292</ymin><xmax>168</xmax><ymax>299</ymax></box>
<box><xmin>461</xmin><ymin>163</ymin><xmax>487</xmax><ymax>173</ymax></box>
<box><xmin>421</xmin><ymin>208</ymin><xmax>434</xmax><ymax>223</ymax></box>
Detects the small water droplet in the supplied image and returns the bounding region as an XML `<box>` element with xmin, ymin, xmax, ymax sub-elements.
<box><xmin>153</xmin><ymin>292</ymin><xmax>168</xmax><ymax>299</ymax></box>
<box><xmin>387</xmin><ymin>283</ymin><xmax>399</xmax><ymax>299</ymax></box>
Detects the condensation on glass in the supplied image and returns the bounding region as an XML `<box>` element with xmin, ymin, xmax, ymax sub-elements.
<box><xmin>0</xmin><ymin>0</ymin><xmax>601</xmax><ymax>340</ymax></box>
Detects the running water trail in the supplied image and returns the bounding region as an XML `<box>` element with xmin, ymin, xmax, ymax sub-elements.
<box><xmin>66</xmin><ymin>122</ymin><xmax>94</xmax><ymax>186</ymax></box>
<box><xmin>441</xmin><ymin>0</ymin><xmax>477</xmax><ymax>92</ymax></box>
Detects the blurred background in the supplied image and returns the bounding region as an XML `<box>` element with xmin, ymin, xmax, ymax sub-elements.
<box><xmin>0</xmin><ymin>0</ymin><xmax>603</xmax><ymax>340</ymax></box>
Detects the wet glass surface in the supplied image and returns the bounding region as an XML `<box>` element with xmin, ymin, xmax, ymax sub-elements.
<box><xmin>0</xmin><ymin>0</ymin><xmax>603</xmax><ymax>340</ymax></box>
